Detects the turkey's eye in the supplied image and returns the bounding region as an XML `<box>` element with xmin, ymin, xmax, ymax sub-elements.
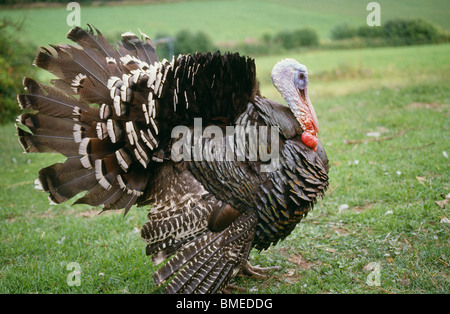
<box><xmin>299</xmin><ymin>72</ymin><xmax>305</xmax><ymax>80</ymax></box>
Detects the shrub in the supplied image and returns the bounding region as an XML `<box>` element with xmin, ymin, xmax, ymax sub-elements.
<box><xmin>0</xmin><ymin>19</ymin><xmax>37</xmax><ymax>124</ymax></box>
<box><xmin>291</xmin><ymin>28</ymin><xmax>319</xmax><ymax>47</ymax></box>
<box><xmin>174</xmin><ymin>29</ymin><xmax>215</xmax><ymax>55</ymax></box>
<box><xmin>383</xmin><ymin>19</ymin><xmax>440</xmax><ymax>45</ymax></box>
<box><xmin>331</xmin><ymin>24</ymin><xmax>358</xmax><ymax>40</ymax></box>
<box><xmin>331</xmin><ymin>19</ymin><xmax>442</xmax><ymax>46</ymax></box>
<box><xmin>274</xmin><ymin>27</ymin><xmax>319</xmax><ymax>49</ymax></box>
<box><xmin>274</xmin><ymin>30</ymin><xmax>294</xmax><ymax>49</ymax></box>
<box><xmin>357</xmin><ymin>25</ymin><xmax>383</xmax><ymax>39</ymax></box>
<box><xmin>152</xmin><ymin>30</ymin><xmax>215</xmax><ymax>60</ymax></box>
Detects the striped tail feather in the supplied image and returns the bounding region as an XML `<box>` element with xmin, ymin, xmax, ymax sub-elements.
<box><xmin>153</xmin><ymin>212</ymin><xmax>258</xmax><ymax>294</ymax></box>
<box><xmin>119</xmin><ymin>29</ymin><xmax>158</xmax><ymax>66</ymax></box>
<box><xmin>36</xmin><ymin>158</ymin><xmax>96</xmax><ymax>204</ymax></box>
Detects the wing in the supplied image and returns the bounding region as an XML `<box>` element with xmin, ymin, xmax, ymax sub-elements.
<box><xmin>188</xmin><ymin>97</ymin><xmax>329</xmax><ymax>250</ymax></box>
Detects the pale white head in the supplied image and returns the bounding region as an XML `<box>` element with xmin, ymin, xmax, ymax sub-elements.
<box><xmin>271</xmin><ymin>58</ymin><xmax>319</xmax><ymax>151</ymax></box>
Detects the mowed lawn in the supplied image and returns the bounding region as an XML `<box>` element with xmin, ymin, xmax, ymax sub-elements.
<box><xmin>0</xmin><ymin>0</ymin><xmax>449</xmax><ymax>294</ymax></box>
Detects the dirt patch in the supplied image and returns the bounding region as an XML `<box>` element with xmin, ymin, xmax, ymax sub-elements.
<box><xmin>352</xmin><ymin>202</ymin><xmax>376</xmax><ymax>212</ymax></box>
<box><xmin>406</xmin><ymin>102</ymin><xmax>448</xmax><ymax>113</ymax></box>
<box><xmin>288</xmin><ymin>253</ymin><xmax>315</xmax><ymax>269</ymax></box>
<box><xmin>25</xmin><ymin>207</ymin><xmax>108</xmax><ymax>219</ymax></box>
<box><xmin>74</xmin><ymin>208</ymin><xmax>104</xmax><ymax>218</ymax></box>
<box><xmin>331</xmin><ymin>227</ymin><xmax>350</xmax><ymax>235</ymax></box>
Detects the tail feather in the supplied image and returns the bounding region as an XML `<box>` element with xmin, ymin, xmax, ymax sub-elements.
<box><xmin>154</xmin><ymin>213</ymin><xmax>258</xmax><ymax>294</ymax></box>
<box><xmin>34</xmin><ymin>45</ymin><xmax>111</xmax><ymax>104</ymax></box>
<box><xmin>103</xmin><ymin>190</ymin><xmax>140</xmax><ymax>213</ymax></box>
<box><xmin>74</xmin><ymin>184</ymin><xmax>121</xmax><ymax>207</ymax></box>
<box><xmin>67</xmin><ymin>25</ymin><xmax>122</xmax><ymax>61</ymax></box>
<box><xmin>18</xmin><ymin>112</ymin><xmax>87</xmax><ymax>155</ymax></box>
<box><xmin>119</xmin><ymin>30</ymin><xmax>158</xmax><ymax>66</ymax></box>
<box><xmin>18</xmin><ymin>78</ymin><xmax>91</xmax><ymax>119</ymax></box>
<box><xmin>37</xmin><ymin>158</ymin><xmax>97</xmax><ymax>204</ymax></box>
<box><xmin>35</xmin><ymin>26</ymin><xmax>133</xmax><ymax>105</ymax></box>
<box><xmin>18</xmin><ymin>129</ymin><xmax>78</xmax><ymax>157</ymax></box>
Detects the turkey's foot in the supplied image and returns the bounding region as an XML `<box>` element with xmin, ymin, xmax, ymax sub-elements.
<box><xmin>241</xmin><ymin>261</ymin><xmax>281</xmax><ymax>278</ymax></box>
<box><xmin>223</xmin><ymin>262</ymin><xmax>280</xmax><ymax>293</ymax></box>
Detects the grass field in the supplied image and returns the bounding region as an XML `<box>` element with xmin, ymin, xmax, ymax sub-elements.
<box><xmin>1</xmin><ymin>0</ymin><xmax>449</xmax><ymax>46</ymax></box>
<box><xmin>1</xmin><ymin>0</ymin><xmax>449</xmax><ymax>294</ymax></box>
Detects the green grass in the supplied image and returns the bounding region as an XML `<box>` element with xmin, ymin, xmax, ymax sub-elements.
<box><xmin>1</xmin><ymin>42</ymin><xmax>448</xmax><ymax>293</ymax></box>
<box><xmin>1</xmin><ymin>1</ymin><xmax>449</xmax><ymax>294</ymax></box>
<box><xmin>1</xmin><ymin>0</ymin><xmax>449</xmax><ymax>47</ymax></box>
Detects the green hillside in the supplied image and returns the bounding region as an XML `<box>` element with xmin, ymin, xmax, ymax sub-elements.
<box><xmin>1</xmin><ymin>0</ymin><xmax>449</xmax><ymax>46</ymax></box>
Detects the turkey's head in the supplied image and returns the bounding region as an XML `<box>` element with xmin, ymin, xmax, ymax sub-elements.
<box><xmin>271</xmin><ymin>58</ymin><xmax>319</xmax><ymax>151</ymax></box>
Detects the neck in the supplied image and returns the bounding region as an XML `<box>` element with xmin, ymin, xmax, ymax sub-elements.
<box><xmin>284</xmin><ymin>85</ymin><xmax>304</xmax><ymax>118</ymax></box>
<box><xmin>272</xmin><ymin>71</ymin><xmax>305</xmax><ymax>128</ymax></box>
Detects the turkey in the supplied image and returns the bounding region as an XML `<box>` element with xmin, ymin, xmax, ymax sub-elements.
<box><xmin>16</xmin><ymin>26</ymin><xmax>329</xmax><ymax>294</ymax></box>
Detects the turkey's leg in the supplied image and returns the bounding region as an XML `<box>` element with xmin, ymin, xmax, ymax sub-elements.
<box><xmin>223</xmin><ymin>261</ymin><xmax>281</xmax><ymax>293</ymax></box>
<box><xmin>242</xmin><ymin>261</ymin><xmax>281</xmax><ymax>278</ymax></box>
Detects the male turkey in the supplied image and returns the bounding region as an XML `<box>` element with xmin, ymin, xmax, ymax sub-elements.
<box><xmin>17</xmin><ymin>26</ymin><xmax>329</xmax><ymax>293</ymax></box>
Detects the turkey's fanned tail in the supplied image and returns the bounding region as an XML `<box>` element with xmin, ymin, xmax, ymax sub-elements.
<box><xmin>17</xmin><ymin>26</ymin><xmax>259</xmax><ymax>215</ymax></box>
<box><xmin>17</xmin><ymin>27</ymin><xmax>158</xmax><ymax>213</ymax></box>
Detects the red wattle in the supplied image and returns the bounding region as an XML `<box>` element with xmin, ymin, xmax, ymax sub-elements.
<box><xmin>301</xmin><ymin>132</ymin><xmax>318</xmax><ymax>151</ymax></box>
